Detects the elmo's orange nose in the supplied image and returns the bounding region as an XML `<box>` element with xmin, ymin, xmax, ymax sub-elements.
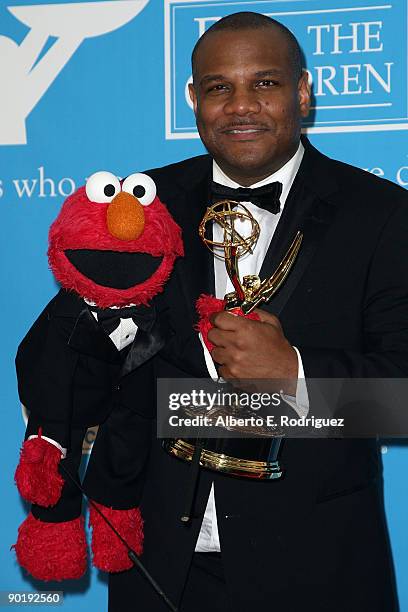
<box><xmin>106</xmin><ymin>192</ymin><xmax>145</xmax><ymax>241</ymax></box>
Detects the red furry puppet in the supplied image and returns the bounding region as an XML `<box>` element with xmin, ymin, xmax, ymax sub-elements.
<box><xmin>14</xmin><ymin>171</ymin><xmax>183</xmax><ymax>580</ymax></box>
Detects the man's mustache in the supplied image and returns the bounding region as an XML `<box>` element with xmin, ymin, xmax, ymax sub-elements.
<box><xmin>217</xmin><ymin>120</ymin><xmax>271</xmax><ymax>132</ymax></box>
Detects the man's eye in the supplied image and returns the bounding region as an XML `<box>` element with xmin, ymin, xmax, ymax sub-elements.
<box><xmin>207</xmin><ymin>84</ymin><xmax>228</xmax><ymax>93</ymax></box>
<box><xmin>257</xmin><ymin>80</ymin><xmax>278</xmax><ymax>88</ymax></box>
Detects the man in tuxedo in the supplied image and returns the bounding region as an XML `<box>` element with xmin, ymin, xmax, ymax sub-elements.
<box><xmin>109</xmin><ymin>12</ymin><xmax>408</xmax><ymax>611</ymax></box>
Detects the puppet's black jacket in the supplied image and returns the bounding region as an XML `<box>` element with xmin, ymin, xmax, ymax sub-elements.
<box><xmin>16</xmin><ymin>289</ymin><xmax>158</xmax><ymax>451</ymax></box>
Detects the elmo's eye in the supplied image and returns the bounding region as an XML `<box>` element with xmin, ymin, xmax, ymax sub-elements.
<box><xmin>86</xmin><ymin>171</ymin><xmax>121</xmax><ymax>203</ymax></box>
<box><xmin>122</xmin><ymin>173</ymin><xmax>156</xmax><ymax>206</ymax></box>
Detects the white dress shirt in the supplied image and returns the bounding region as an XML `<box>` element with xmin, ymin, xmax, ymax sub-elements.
<box><xmin>87</xmin><ymin>303</ymin><xmax>139</xmax><ymax>352</ymax></box>
<box><xmin>195</xmin><ymin>142</ymin><xmax>309</xmax><ymax>553</ymax></box>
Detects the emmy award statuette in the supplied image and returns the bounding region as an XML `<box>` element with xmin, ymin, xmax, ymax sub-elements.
<box><xmin>198</xmin><ymin>199</ymin><xmax>302</xmax><ymax>314</ymax></box>
<box><xmin>164</xmin><ymin>199</ymin><xmax>303</xmax><ymax>493</ymax></box>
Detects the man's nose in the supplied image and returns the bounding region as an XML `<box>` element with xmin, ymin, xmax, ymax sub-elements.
<box><xmin>223</xmin><ymin>87</ymin><xmax>261</xmax><ymax>115</ymax></box>
<box><xmin>106</xmin><ymin>191</ymin><xmax>145</xmax><ymax>241</ymax></box>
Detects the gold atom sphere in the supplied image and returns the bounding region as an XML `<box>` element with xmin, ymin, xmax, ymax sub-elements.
<box><xmin>199</xmin><ymin>200</ymin><xmax>260</xmax><ymax>258</ymax></box>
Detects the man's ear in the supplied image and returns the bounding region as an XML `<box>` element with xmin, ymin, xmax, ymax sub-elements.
<box><xmin>298</xmin><ymin>70</ymin><xmax>311</xmax><ymax>119</ymax></box>
<box><xmin>188</xmin><ymin>83</ymin><xmax>198</xmax><ymax>115</ymax></box>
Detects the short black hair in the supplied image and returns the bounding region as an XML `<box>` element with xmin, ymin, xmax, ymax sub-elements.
<box><xmin>191</xmin><ymin>12</ymin><xmax>303</xmax><ymax>81</ymax></box>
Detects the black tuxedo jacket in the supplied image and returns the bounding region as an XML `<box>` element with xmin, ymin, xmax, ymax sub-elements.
<box><xmin>16</xmin><ymin>289</ymin><xmax>160</xmax><ymax>512</ymax></box>
<box><xmin>110</xmin><ymin>140</ymin><xmax>408</xmax><ymax>611</ymax></box>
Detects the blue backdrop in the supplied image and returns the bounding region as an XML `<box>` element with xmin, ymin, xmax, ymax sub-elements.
<box><xmin>1</xmin><ymin>0</ymin><xmax>408</xmax><ymax>609</ymax></box>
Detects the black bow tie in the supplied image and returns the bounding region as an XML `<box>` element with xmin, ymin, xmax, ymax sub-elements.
<box><xmin>90</xmin><ymin>304</ymin><xmax>156</xmax><ymax>336</ymax></box>
<box><xmin>211</xmin><ymin>180</ymin><xmax>283</xmax><ymax>214</ymax></box>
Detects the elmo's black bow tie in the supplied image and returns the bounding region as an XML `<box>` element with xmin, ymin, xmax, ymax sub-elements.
<box><xmin>90</xmin><ymin>304</ymin><xmax>156</xmax><ymax>336</ymax></box>
<box><xmin>211</xmin><ymin>180</ymin><xmax>283</xmax><ymax>214</ymax></box>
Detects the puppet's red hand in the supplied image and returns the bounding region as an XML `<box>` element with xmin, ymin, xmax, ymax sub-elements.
<box><xmin>15</xmin><ymin>435</ymin><xmax>64</xmax><ymax>507</ymax></box>
<box><xmin>196</xmin><ymin>294</ymin><xmax>225</xmax><ymax>352</ymax></box>
<box><xmin>89</xmin><ymin>503</ymin><xmax>144</xmax><ymax>572</ymax></box>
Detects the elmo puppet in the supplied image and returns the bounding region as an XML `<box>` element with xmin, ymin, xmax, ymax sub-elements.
<box><xmin>13</xmin><ymin>170</ymin><xmax>183</xmax><ymax>580</ymax></box>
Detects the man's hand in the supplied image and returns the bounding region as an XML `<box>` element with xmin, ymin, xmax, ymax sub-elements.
<box><xmin>208</xmin><ymin>309</ymin><xmax>298</xmax><ymax>395</ymax></box>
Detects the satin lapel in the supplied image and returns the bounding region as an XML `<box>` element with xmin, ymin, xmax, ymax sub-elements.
<box><xmin>52</xmin><ymin>289</ymin><xmax>120</xmax><ymax>362</ymax></box>
<box><xmin>259</xmin><ymin>142</ymin><xmax>338</xmax><ymax>317</ymax></box>
<box><xmin>121</xmin><ymin>320</ymin><xmax>166</xmax><ymax>377</ymax></box>
<box><xmin>67</xmin><ymin>307</ymin><xmax>121</xmax><ymax>363</ymax></box>
<box><xmin>263</xmin><ymin>189</ymin><xmax>336</xmax><ymax>317</ymax></box>
<box><xmin>175</xmin><ymin>171</ymin><xmax>215</xmax><ymax>324</ymax></box>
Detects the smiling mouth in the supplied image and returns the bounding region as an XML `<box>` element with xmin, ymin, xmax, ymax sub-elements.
<box><xmin>229</xmin><ymin>129</ymin><xmax>263</xmax><ymax>133</ymax></box>
<box><xmin>65</xmin><ymin>249</ymin><xmax>162</xmax><ymax>289</ymax></box>
<box><xmin>221</xmin><ymin>126</ymin><xmax>269</xmax><ymax>137</ymax></box>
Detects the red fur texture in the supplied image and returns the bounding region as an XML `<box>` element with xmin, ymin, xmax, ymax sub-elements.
<box><xmin>13</xmin><ymin>513</ymin><xmax>87</xmax><ymax>581</ymax></box>
<box><xmin>14</xmin><ymin>437</ymin><xmax>64</xmax><ymax>507</ymax></box>
<box><xmin>196</xmin><ymin>294</ymin><xmax>225</xmax><ymax>352</ymax></box>
<box><xmin>48</xmin><ymin>187</ymin><xmax>183</xmax><ymax>308</ymax></box>
<box><xmin>196</xmin><ymin>294</ymin><xmax>260</xmax><ymax>351</ymax></box>
<box><xmin>89</xmin><ymin>503</ymin><xmax>143</xmax><ymax>572</ymax></box>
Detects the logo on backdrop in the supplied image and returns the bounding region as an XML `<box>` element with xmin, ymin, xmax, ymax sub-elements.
<box><xmin>0</xmin><ymin>0</ymin><xmax>149</xmax><ymax>146</ymax></box>
<box><xmin>165</xmin><ymin>0</ymin><xmax>407</xmax><ymax>138</ymax></box>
